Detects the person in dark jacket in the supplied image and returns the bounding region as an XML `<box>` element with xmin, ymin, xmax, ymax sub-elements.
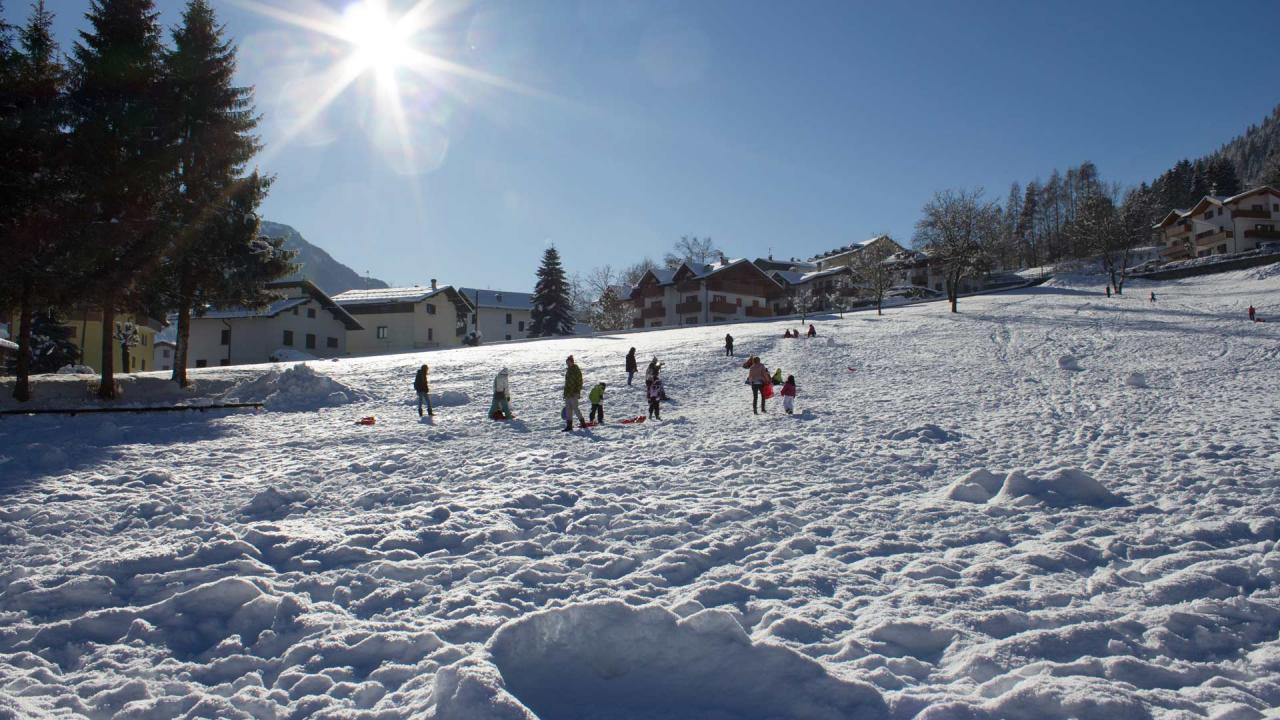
<box><xmin>563</xmin><ymin>355</ymin><xmax>587</xmax><ymax>431</ymax></box>
<box><xmin>625</xmin><ymin>347</ymin><xmax>638</xmax><ymax>385</ymax></box>
<box><xmin>807</xmin><ymin>324</ymin><xmax>816</xmax><ymax>337</ymax></box>
<box><xmin>413</xmin><ymin>364</ymin><xmax>433</xmax><ymax>417</ymax></box>
<box><xmin>725</xmin><ymin>334</ymin><xmax>734</xmax><ymax>357</ymax></box>
<box><xmin>647</xmin><ymin>377</ymin><xmax>663</xmax><ymax>420</ymax></box>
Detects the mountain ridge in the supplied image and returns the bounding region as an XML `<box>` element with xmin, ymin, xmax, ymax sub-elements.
<box><xmin>259</xmin><ymin>221</ymin><xmax>390</xmax><ymax>296</ymax></box>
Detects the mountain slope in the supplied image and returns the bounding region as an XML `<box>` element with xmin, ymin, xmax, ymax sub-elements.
<box><xmin>260</xmin><ymin>220</ymin><xmax>389</xmax><ymax>296</ymax></box>
<box><xmin>1215</xmin><ymin>104</ymin><xmax>1280</xmax><ymax>186</ymax></box>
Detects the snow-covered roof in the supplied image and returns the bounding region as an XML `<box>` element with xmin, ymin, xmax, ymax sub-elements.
<box><xmin>332</xmin><ymin>286</ymin><xmax>450</xmax><ymax>306</ymax></box>
<box><xmin>197</xmin><ymin>297</ymin><xmax>308</xmax><ymax>321</ymax></box>
<box><xmin>0</xmin><ymin>337</ymin><xmax>17</xmax><ymax>352</ymax></box>
<box><xmin>771</xmin><ymin>266</ymin><xmax>854</xmax><ymax>287</ymax></box>
<box><xmin>809</xmin><ymin>235</ymin><xmax>893</xmax><ymax>262</ymax></box>
<box><xmin>1154</xmin><ymin>186</ymin><xmax>1280</xmax><ymax>229</ymax></box>
<box><xmin>458</xmin><ymin>288</ymin><xmax>534</xmax><ymax>311</ymax></box>
<box><xmin>154</xmin><ymin>324</ymin><xmax>177</xmax><ymax>346</ymax></box>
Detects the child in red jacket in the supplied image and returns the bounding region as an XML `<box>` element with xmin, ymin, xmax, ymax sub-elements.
<box><xmin>781</xmin><ymin>375</ymin><xmax>797</xmax><ymax>414</ymax></box>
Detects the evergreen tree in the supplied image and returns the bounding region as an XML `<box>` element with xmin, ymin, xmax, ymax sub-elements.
<box><xmin>70</xmin><ymin>0</ymin><xmax>176</xmax><ymax>399</ymax></box>
<box><xmin>1262</xmin><ymin>151</ymin><xmax>1280</xmax><ymax>188</ymax></box>
<box><xmin>163</xmin><ymin>0</ymin><xmax>287</xmax><ymax>387</ymax></box>
<box><xmin>529</xmin><ymin>246</ymin><xmax>574</xmax><ymax>337</ymax></box>
<box><xmin>2</xmin><ymin>1</ymin><xmax>76</xmax><ymax>401</ymax></box>
<box><xmin>3</xmin><ymin>310</ymin><xmax>80</xmax><ymax>375</ymax></box>
<box><xmin>1205</xmin><ymin>156</ymin><xmax>1241</xmax><ymax>196</ymax></box>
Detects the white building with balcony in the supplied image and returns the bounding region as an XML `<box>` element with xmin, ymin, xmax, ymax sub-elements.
<box><xmin>1154</xmin><ymin>186</ymin><xmax>1280</xmax><ymax>260</ymax></box>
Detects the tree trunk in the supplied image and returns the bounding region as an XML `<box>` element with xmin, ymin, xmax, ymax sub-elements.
<box><xmin>172</xmin><ymin>298</ymin><xmax>192</xmax><ymax>387</ymax></box>
<box><xmin>877</xmin><ymin>295</ymin><xmax>883</xmax><ymax>316</ymax></box>
<box><xmin>13</xmin><ymin>286</ymin><xmax>34</xmax><ymax>402</ymax></box>
<box><xmin>120</xmin><ymin>340</ymin><xmax>129</xmax><ymax>376</ymax></box>
<box><xmin>948</xmin><ymin>276</ymin><xmax>959</xmax><ymax>313</ymax></box>
<box><xmin>98</xmin><ymin>299</ymin><xmax>116</xmax><ymax>400</ymax></box>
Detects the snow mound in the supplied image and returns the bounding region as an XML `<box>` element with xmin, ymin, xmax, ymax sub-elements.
<box><xmin>1124</xmin><ymin>371</ymin><xmax>1148</xmax><ymax>388</ymax></box>
<box><xmin>430</xmin><ymin>390</ymin><xmax>470</xmax><ymax>407</ymax></box>
<box><xmin>948</xmin><ymin>468</ymin><xmax>1127</xmax><ymax>508</ymax></box>
<box><xmin>886</xmin><ymin>423</ymin><xmax>960</xmax><ymax>444</ymax></box>
<box><xmin>240</xmin><ymin>487</ymin><xmax>312</xmax><ymax>519</ymax></box>
<box><xmin>55</xmin><ymin>364</ymin><xmax>95</xmax><ymax>375</ymax></box>
<box><xmin>221</xmin><ymin>364</ymin><xmax>367</xmax><ymax>411</ymax></box>
<box><xmin>1057</xmin><ymin>355</ymin><xmax>1082</xmax><ymax>371</ymax></box>
<box><xmin>445</xmin><ymin>601</ymin><xmax>889</xmax><ymax>720</ymax></box>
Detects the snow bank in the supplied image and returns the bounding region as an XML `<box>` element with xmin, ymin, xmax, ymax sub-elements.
<box><xmin>448</xmin><ymin>601</ymin><xmax>890</xmax><ymax>720</ymax></box>
<box><xmin>1123</xmin><ymin>371</ymin><xmax>1148</xmax><ymax>388</ymax></box>
<box><xmin>947</xmin><ymin>468</ymin><xmax>1127</xmax><ymax>508</ymax></box>
<box><xmin>221</xmin><ymin>364</ymin><xmax>367</xmax><ymax>411</ymax></box>
<box><xmin>886</xmin><ymin>423</ymin><xmax>961</xmax><ymax>443</ymax></box>
<box><xmin>1057</xmin><ymin>355</ymin><xmax>1082</xmax><ymax>372</ymax></box>
<box><xmin>429</xmin><ymin>390</ymin><xmax>469</xmax><ymax>407</ymax></box>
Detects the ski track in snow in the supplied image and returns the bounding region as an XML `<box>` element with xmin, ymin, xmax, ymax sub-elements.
<box><xmin>2</xmin><ymin>269</ymin><xmax>1279</xmax><ymax>719</ymax></box>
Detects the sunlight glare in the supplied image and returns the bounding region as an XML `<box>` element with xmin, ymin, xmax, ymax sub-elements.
<box><xmin>342</xmin><ymin>1</ymin><xmax>412</xmax><ymax>76</ymax></box>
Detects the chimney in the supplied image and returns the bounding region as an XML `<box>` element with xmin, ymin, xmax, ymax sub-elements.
<box><xmin>431</xmin><ymin>278</ymin><xmax>437</xmax><ymax>291</ymax></box>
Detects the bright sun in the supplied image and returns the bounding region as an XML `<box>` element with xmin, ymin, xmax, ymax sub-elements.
<box><xmin>341</xmin><ymin>1</ymin><xmax>412</xmax><ymax>76</ymax></box>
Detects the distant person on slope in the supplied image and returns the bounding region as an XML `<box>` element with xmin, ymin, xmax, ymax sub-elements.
<box><xmin>781</xmin><ymin>375</ymin><xmax>797</xmax><ymax>415</ymax></box>
<box><xmin>1105</xmin><ymin>285</ymin><xmax>1111</xmax><ymax>298</ymax></box>
<box><xmin>1150</xmin><ymin>291</ymin><xmax>1157</xmax><ymax>304</ymax></box>
<box><xmin>747</xmin><ymin>357</ymin><xmax>771</xmax><ymax>414</ymax></box>
<box><xmin>647</xmin><ymin>377</ymin><xmax>664</xmax><ymax>420</ymax></box>
<box><xmin>625</xmin><ymin>347</ymin><xmax>638</xmax><ymax>385</ymax></box>
<box><xmin>588</xmin><ymin>382</ymin><xmax>606</xmax><ymax>424</ymax></box>
<box><xmin>489</xmin><ymin>368</ymin><xmax>512</xmax><ymax>420</ymax></box>
<box><xmin>725</xmin><ymin>333</ymin><xmax>734</xmax><ymax>357</ymax></box>
<box><xmin>1248</xmin><ymin>305</ymin><xmax>1256</xmax><ymax>321</ymax></box>
<box><xmin>807</xmin><ymin>324</ymin><xmax>817</xmax><ymax>338</ymax></box>
<box><xmin>563</xmin><ymin>355</ymin><xmax>588</xmax><ymax>432</ymax></box>
<box><xmin>413</xmin><ymin>364</ymin><xmax>433</xmax><ymax>417</ymax></box>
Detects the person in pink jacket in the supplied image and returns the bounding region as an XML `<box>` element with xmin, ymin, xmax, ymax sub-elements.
<box><xmin>746</xmin><ymin>356</ymin><xmax>771</xmax><ymax>414</ymax></box>
<box><xmin>780</xmin><ymin>375</ymin><xmax>797</xmax><ymax>414</ymax></box>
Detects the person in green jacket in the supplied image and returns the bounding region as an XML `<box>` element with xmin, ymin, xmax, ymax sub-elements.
<box><xmin>588</xmin><ymin>382</ymin><xmax>606</xmax><ymax>424</ymax></box>
<box><xmin>563</xmin><ymin>355</ymin><xmax>587</xmax><ymax>431</ymax></box>
<box><xmin>772</xmin><ymin>367</ymin><xmax>783</xmax><ymax>386</ymax></box>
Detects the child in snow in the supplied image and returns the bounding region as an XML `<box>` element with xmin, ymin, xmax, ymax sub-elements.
<box><xmin>772</xmin><ymin>367</ymin><xmax>783</xmax><ymax>386</ymax></box>
<box><xmin>807</xmin><ymin>324</ymin><xmax>817</xmax><ymax>337</ymax></box>
<box><xmin>781</xmin><ymin>375</ymin><xmax>797</xmax><ymax>415</ymax></box>
<box><xmin>747</xmin><ymin>357</ymin><xmax>771</xmax><ymax>414</ymax></box>
<box><xmin>647</xmin><ymin>377</ymin><xmax>664</xmax><ymax>420</ymax></box>
<box><xmin>625</xmin><ymin>347</ymin><xmax>638</xmax><ymax>385</ymax></box>
<box><xmin>588</xmin><ymin>382</ymin><xmax>606</xmax><ymax>424</ymax></box>
<box><xmin>1248</xmin><ymin>305</ymin><xmax>1256</xmax><ymax>321</ymax></box>
<box><xmin>413</xmin><ymin>364</ymin><xmax>433</xmax><ymax>417</ymax></box>
<box><xmin>725</xmin><ymin>334</ymin><xmax>734</xmax><ymax>357</ymax></box>
<box><xmin>489</xmin><ymin>368</ymin><xmax>512</xmax><ymax>419</ymax></box>
<box><xmin>1105</xmin><ymin>285</ymin><xmax>1111</xmax><ymax>298</ymax></box>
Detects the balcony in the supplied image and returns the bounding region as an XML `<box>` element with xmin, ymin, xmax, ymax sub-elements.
<box><xmin>1244</xmin><ymin>228</ymin><xmax>1280</xmax><ymax>240</ymax></box>
<box><xmin>709</xmin><ymin>300</ymin><xmax>737</xmax><ymax>315</ymax></box>
<box><xmin>641</xmin><ymin>304</ymin><xmax>666</xmax><ymax>319</ymax></box>
<box><xmin>675</xmin><ymin>300</ymin><xmax>701</xmax><ymax>314</ymax></box>
<box><xmin>745</xmin><ymin>305</ymin><xmax>771</xmax><ymax>318</ymax></box>
<box><xmin>1233</xmin><ymin>208</ymin><xmax>1271</xmax><ymax>219</ymax></box>
<box><xmin>1195</xmin><ymin>230</ymin><xmax>1232</xmax><ymax>246</ymax></box>
<box><xmin>632</xmin><ymin>318</ymin><xmax>645</xmax><ymax>329</ymax></box>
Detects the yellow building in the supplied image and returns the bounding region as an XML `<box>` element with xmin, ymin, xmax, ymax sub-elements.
<box><xmin>5</xmin><ymin>309</ymin><xmax>165</xmax><ymax>374</ymax></box>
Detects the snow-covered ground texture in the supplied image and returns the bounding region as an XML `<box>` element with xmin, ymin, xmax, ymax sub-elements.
<box><xmin>2</xmin><ymin>268</ymin><xmax>1280</xmax><ymax>720</ymax></box>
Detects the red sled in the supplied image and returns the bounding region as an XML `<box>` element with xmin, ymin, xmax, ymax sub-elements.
<box><xmin>620</xmin><ymin>415</ymin><xmax>647</xmax><ymax>424</ymax></box>
<box><xmin>761</xmin><ymin>383</ymin><xmax>774</xmax><ymax>400</ymax></box>
<box><xmin>490</xmin><ymin>411</ymin><xmax>510</xmax><ymax>421</ymax></box>
<box><xmin>847</xmin><ymin>366</ymin><xmax>858</xmax><ymax>372</ymax></box>
<box><xmin>356</xmin><ymin>416</ymin><xmax>376</xmax><ymax>426</ymax></box>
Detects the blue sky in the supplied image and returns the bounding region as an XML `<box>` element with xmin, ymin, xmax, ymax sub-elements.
<box><xmin>8</xmin><ymin>0</ymin><xmax>1280</xmax><ymax>290</ymax></box>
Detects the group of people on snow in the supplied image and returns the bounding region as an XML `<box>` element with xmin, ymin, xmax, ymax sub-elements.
<box><xmin>424</xmin><ymin>331</ymin><xmax>806</xmax><ymax>428</ymax></box>
<box><xmin>782</xmin><ymin>324</ymin><xmax>816</xmax><ymax>339</ymax></box>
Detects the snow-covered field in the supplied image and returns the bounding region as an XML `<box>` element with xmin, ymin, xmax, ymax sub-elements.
<box><xmin>2</xmin><ymin>267</ymin><xmax>1279</xmax><ymax>720</ymax></box>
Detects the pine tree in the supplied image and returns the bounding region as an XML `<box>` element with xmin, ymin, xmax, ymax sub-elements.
<box><xmin>70</xmin><ymin>0</ymin><xmax>176</xmax><ymax>399</ymax></box>
<box><xmin>529</xmin><ymin>246</ymin><xmax>574</xmax><ymax>337</ymax></box>
<box><xmin>1205</xmin><ymin>156</ymin><xmax>1241</xmax><ymax>196</ymax></box>
<box><xmin>163</xmin><ymin>0</ymin><xmax>287</xmax><ymax>387</ymax></box>
<box><xmin>3</xmin><ymin>310</ymin><xmax>80</xmax><ymax>375</ymax></box>
<box><xmin>2</xmin><ymin>1</ymin><xmax>76</xmax><ymax>401</ymax></box>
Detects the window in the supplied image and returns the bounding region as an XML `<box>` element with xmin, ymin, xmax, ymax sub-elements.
<box><xmin>685</xmin><ymin>317</ymin><xmax>697</xmax><ymax>324</ymax></box>
<box><xmin>376</xmin><ymin>326</ymin><xmax>388</xmax><ymax>339</ymax></box>
<box><xmin>307</xmin><ymin>308</ymin><xmax>316</xmax><ymax>319</ymax></box>
<box><xmin>505</xmin><ymin>334</ymin><xmax>512</xmax><ymax>341</ymax></box>
<box><xmin>327</xmin><ymin>337</ymin><xmax>338</xmax><ymax>349</ymax></box>
<box><xmin>1253</xmin><ymin>204</ymin><xmax>1265</xmax><ymax>212</ymax></box>
<box><xmin>162</xmin><ymin>349</ymin><xmax>170</xmax><ymax>359</ymax></box>
<box><xmin>220</xmin><ymin>359</ymin><xmax>230</xmax><ymax>366</ymax></box>
<box><xmin>1204</xmin><ymin>211</ymin><xmax>1213</xmax><ymax>220</ymax></box>
<box><xmin>713</xmin><ymin>295</ymin><xmax>726</xmax><ymax>303</ymax></box>
<box><xmin>685</xmin><ymin>295</ymin><xmax>697</xmax><ymax>304</ymax></box>
<box><xmin>292</xmin><ymin>307</ymin><xmax>298</xmax><ymax>315</ymax></box>
<box><xmin>1217</xmin><ymin>208</ymin><xmax>1223</xmax><ymax>217</ymax></box>
<box><xmin>1273</xmin><ymin>203</ymin><xmax>1278</xmax><ymax>212</ymax></box>
<box><xmin>220</xmin><ymin>329</ymin><xmax>230</xmax><ymax>345</ymax></box>
<box><xmin>518</xmin><ymin>321</ymin><xmax>525</xmax><ymax>332</ymax></box>
<box><xmin>425</xmin><ymin>303</ymin><xmax>436</xmax><ymax>315</ymax></box>
<box><xmin>505</xmin><ymin>313</ymin><xmax>512</xmax><ymax>324</ymax></box>
<box><xmin>305</xmin><ymin>333</ymin><xmax>316</xmax><ymax>349</ymax></box>
<box><xmin>736</xmin><ymin>298</ymin><xmax>742</xmax><ymax>306</ymax></box>
<box><xmin>196</xmin><ymin>359</ymin><xmax>208</xmax><ymax>368</ymax></box>
<box><xmin>283</xmin><ymin>330</ymin><xmax>294</xmax><ymax>346</ymax></box>
<box><xmin>131</xmin><ymin>357</ymin><xmax>136</xmax><ymax>369</ymax></box>
<box><xmin>428</xmin><ymin>328</ymin><xmax>434</xmax><ymax>342</ymax></box>
<box><xmin>495</xmin><ymin>293</ymin><xmax>503</xmax><ymax>302</ymax></box>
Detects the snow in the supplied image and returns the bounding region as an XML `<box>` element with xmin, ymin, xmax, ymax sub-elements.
<box><xmin>1</xmin><ymin>268</ymin><xmax>1279</xmax><ymax>719</ymax></box>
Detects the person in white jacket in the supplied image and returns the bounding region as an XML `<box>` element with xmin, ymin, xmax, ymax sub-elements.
<box><xmin>489</xmin><ymin>368</ymin><xmax>512</xmax><ymax>419</ymax></box>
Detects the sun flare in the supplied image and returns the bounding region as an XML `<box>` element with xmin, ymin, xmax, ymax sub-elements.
<box><xmin>341</xmin><ymin>1</ymin><xmax>412</xmax><ymax>76</ymax></box>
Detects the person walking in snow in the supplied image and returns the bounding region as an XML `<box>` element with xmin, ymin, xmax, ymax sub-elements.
<box><xmin>1150</xmin><ymin>291</ymin><xmax>1157</xmax><ymax>304</ymax></box>
<box><xmin>747</xmin><ymin>356</ymin><xmax>771</xmax><ymax>414</ymax></box>
<box><xmin>413</xmin><ymin>364</ymin><xmax>433</xmax><ymax>417</ymax></box>
<box><xmin>625</xmin><ymin>347</ymin><xmax>638</xmax><ymax>385</ymax></box>
<box><xmin>563</xmin><ymin>355</ymin><xmax>588</xmax><ymax>431</ymax></box>
<box><xmin>489</xmin><ymin>368</ymin><xmax>512</xmax><ymax>420</ymax></box>
<box><xmin>725</xmin><ymin>333</ymin><xmax>734</xmax><ymax>357</ymax></box>
<box><xmin>647</xmin><ymin>377</ymin><xmax>664</xmax><ymax>420</ymax></box>
<box><xmin>780</xmin><ymin>375</ymin><xmax>797</xmax><ymax>415</ymax></box>
<box><xmin>1249</xmin><ymin>305</ymin><xmax>1256</xmax><ymax>321</ymax></box>
<box><xmin>588</xmin><ymin>382</ymin><xmax>606</xmax><ymax>424</ymax></box>
<box><xmin>807</xmin><ymin>324</ymin><xmax>817</xmax><ymax>338</ymax></box>
<box><xmin>1105</xmin><ymin>285</ymin><xmax>1111</xmax><ymax>298</ymax></box>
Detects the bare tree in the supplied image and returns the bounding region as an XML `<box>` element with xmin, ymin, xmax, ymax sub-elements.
<box><xmin>622</xmin><ymin>257</ymin><xmax>658</xmax><ymax>286</ymax></box>
<box><xmin>663</xmin><ymin>236</ymin><xmax>719</xmax><ymax>270</ymax></box>
<box><xmin>914</xmin><ymin>189</ymin><xmax>1000</xmax><ymax>313</ymax></box>
<box><xmin>584</xmin><ymin>265</ymin><xmax>632</xmax><ymax>330</ymax></box>
<box><xmin>1072</xmin><ymin>185</ymin><xmax>1144</xmax><ymax>295</ymax></box>
<box><xmin>853</xmin><ymin>240</ymin><xmax>897</xmax><ymax>315</ymax></box>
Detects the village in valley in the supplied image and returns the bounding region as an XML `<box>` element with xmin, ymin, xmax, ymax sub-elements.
<box><xmin>2</xmin><ymin>1</ymin><xmax>1280</xmax><ymax>720</ymax></box>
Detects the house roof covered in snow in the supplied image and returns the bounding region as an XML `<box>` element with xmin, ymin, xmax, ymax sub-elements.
<box><xmin>771</xmin><ymin>266</ymin><xmax>855</xmax><ymax>287</ymax></box>
<box><xmin>1154</xmin><ymin>185</ymin><xmax>1280</xmax><ymax>229</ymax></box>
<box><xmin>192</xmin><ymin>280</ymin><xmax>363</xmax><ymax>330</ymax></box>
<box><xmin>808</xmin><ymin>235</ymin><xmax>895</xmax><ymax>262</ymax></box>
<box><xmin>0</xmin><ymin>337</ymin><xmax>17</xmax><ymax>352</ymax></box>
<box><xmin>333</xmin><ymin>284</ymin><xmax>475</xmax><ymax>315</ymax></box>
<box><xmin>458</xmin><ymin>288</ymin><xmax>534</xmax><ymax>311</ymax></box>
